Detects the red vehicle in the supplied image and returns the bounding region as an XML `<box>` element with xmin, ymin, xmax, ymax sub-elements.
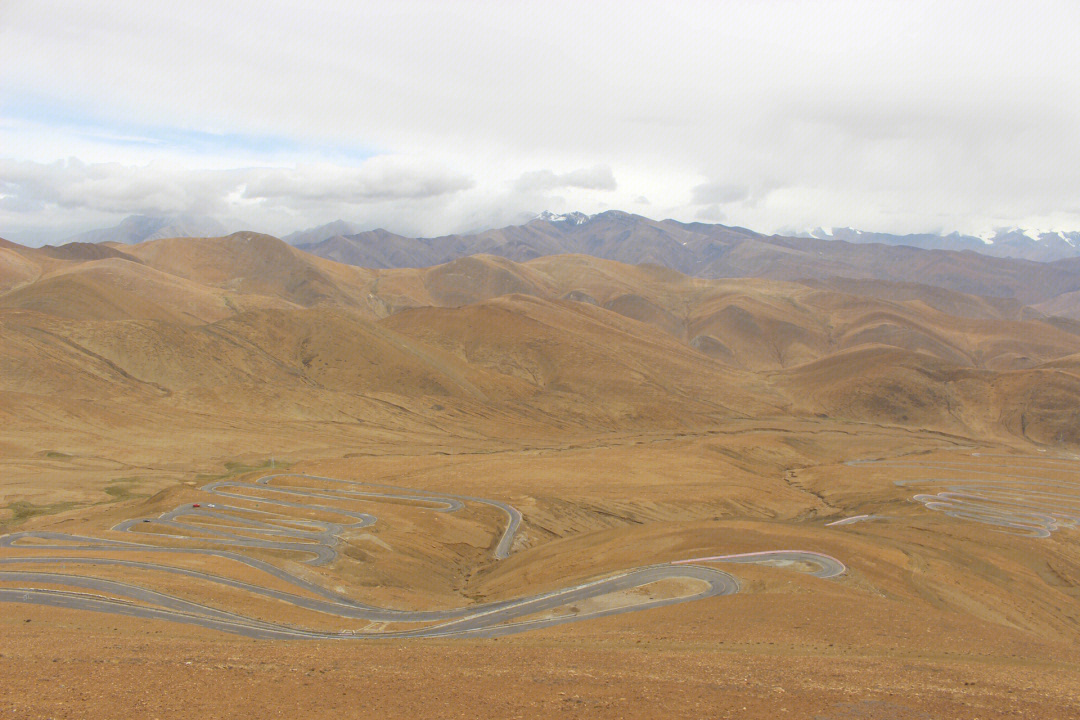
<box><xmin>192</xmin><ymin>503</ymin><xmax>200</xmax><ymax>508</ymax></box>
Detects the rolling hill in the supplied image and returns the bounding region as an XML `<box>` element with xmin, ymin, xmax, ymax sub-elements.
<box><xmin>3</xmin><ymin>233</ymin><xmax>1080</xmax><ymax>452</ymax></box>
<box><xmin>5</xmin><ymin>231</ymin><xmax>1080</xmax><ymax>720</ymax></box>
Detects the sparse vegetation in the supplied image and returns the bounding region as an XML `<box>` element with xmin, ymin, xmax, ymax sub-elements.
<box><xmin>195</xmin><ymin>459</ymin><xmax>292</xmax><ymax>482</ymax></box>
<box><xmin>3</xmin><ymin>203</ymin><xmax>1080</xmax><ymax>720</ymax></box>
<box><xmin>103</xmin><ymin>477</ymin><xmax>147</xmax><ymax>502</ymax></box>
<box><xmin>1</xmin><ymin>500</ymin><xmax>80</xmax><ymax>528</ymax></box>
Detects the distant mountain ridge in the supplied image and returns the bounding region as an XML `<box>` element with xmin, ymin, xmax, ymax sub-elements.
<box><xmin>288</xmin><ymin>210</ymin><xmax>1080</xmax><ymax>306</ymax></box>
<box><xmin>282</xmin><ymin>220</ymin><xmax>362</xmax><ymax>246</ymax></box>
<box><xmin>802</xmin><ymin>227</ymin><xmax>1080</xmax><ymax>262</ymax></box>
<box><xmin>295</xmin><ymin>210</ymin><xmax>763</xmax><ymax>271</ymax></box>
<box><xmin>21</xmin><ymin>212</ymin><xmax>1080</xmax><ymax>308</ymax></box>
<box><xmin>64</xmin><ymin>215</ymin><xmax>228</xmax><ymax>245</ymax></box>
<box><xmin>290</xmin><ymin>212</ymin><xmax>1080</xmax><ymax>272</ymax></box>
<box><xmin>55</xmin><ymin>212</ymin><xmax>1080</xmax><ymax>263</ymax></box>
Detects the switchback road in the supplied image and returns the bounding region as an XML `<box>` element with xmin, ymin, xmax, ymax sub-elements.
<box><xmin>0</xmin><ymin>473</ymin><xmax>844</xmax><ymax>638</ymax></box>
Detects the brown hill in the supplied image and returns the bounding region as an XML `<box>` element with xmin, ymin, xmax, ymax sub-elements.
<box><xmin>372</xmin><ymin>255</ymin><xmax>1080</xmax><ymax>372</ymax></box>
<box><xmin>0</xmin><ymin>244</ymin><xmax>41</xmax><ymax>292</ymax></box>
<box><xmin>0</xmin><ymin>269</ymin><xmax>192</xmax><ymax>323</ymax></box>
<box><xmin>38</xmin><ymin>241</ymin><xmax>140</xmax><ymax>263</ymax></box>
<box><xmin>122</xmin><ymin>232</ymin><xmax>377</xmax><ymax>310</ymax></box>
<box><xmin>1034</xmin><ymin>288</ymin><xmax>1080</xmax><ymax>319</ymax></box>
<box><xmin>0</xmin><ymin>258</ymin><xmax>269</xmax><ymax>323</ymax></box>
<box><xmin>803</xmin><ymin>277</ymin><xmax>1037</xmax><ymax>320</ymax></box>
<box><xmin>772</xmin><ymin>345</ymin><xmax>1080</xmax><ymax>445</ymax></box>
<box><xmin>382</xmin><ymin>294</ymin><xmax>781</xmax><ymax>426</ymax></box>
<box><xmin>17</xmin><ymin>307</ymin><xmax>523</xmax><ymax>404</ymax></box>
<box><xmin>3</xmin><ymin>235</ymin><xmax>1080</xmax><ymax>447</ymax></box>
<box><xmin>6</xmin><ymin>233</ymin><xmax>1080</xmax><ymax>719</ymax></box>
<box><xmin>8</xmin><ymin>235</ymin><xmax>1078</xmax><ymax>374</ymax></box>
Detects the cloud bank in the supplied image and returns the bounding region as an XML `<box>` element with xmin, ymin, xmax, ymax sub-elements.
<box><xmin>2</xmin><ymin>1</ymin><xmax>1079</xmax><ymax>243</ymax></box>
<box><xmin>514</xmin><ymin>165</ymin><xmax>617</xmax><ymax>193</ymax></box>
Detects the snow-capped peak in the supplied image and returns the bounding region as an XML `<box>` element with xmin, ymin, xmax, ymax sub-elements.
<box><xmin>807</xmin><ymin>227</ymin><xmax>865</xmax><ymax>239</ymax></box>
<box><xmin>534</xmin><ymin>211</ymin><xmax>590</xmax><ymax>225</ymax></box>
<box><xmin>976</xmin><ymin>227</ymin><xmax>1080</xmax><ymax>247</ymax></box>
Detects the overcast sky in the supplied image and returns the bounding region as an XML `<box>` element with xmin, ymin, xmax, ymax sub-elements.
<box><xmin>2</xmin><ymin>0</ymin><xmax>1079</xmax><ymax>244</ymax></box>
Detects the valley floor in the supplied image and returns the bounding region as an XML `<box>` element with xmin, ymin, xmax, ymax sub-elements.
<box><xmin>2</xmin><ymin>423</ymin><xmax>1080</xmax><ymax>718</ymax></box>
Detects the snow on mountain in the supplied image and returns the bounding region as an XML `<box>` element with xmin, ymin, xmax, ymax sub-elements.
<box><xmin>534</xmin><ymin>211</ymin><xmax>591</xmax><ymax>225</ymax></box>
<box><xmin>796</xmin><ymin>225</ymin><xmax>1080</xmax><ymax>260</ymax></box>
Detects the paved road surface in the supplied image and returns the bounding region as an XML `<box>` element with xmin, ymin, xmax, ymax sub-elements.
<box><xmin>0</xmin><ymin>473</ymin><xmax>844</xmax><ymax>638</ymax></box>
<box><xmin>844</xmin><ymin>455</ymin><xmax>1080</xmax><ymax>537</ymax></box>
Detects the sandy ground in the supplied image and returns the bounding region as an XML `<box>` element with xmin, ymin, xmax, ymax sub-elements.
<box><xmin>3</xmin><ymin>426</ymin><xmax>1080</xmax><ymax>718</ymax></box>
<box><xmin>4</xmin><ymin>599</ymin><xmax>1079</xmax><ymax>720</ymax></box>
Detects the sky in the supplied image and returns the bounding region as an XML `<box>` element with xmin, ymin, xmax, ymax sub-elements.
<box><xmin>2</xmin><ymin>0</ymin><xmax>1079</xmax><ymax>245</ymax></box>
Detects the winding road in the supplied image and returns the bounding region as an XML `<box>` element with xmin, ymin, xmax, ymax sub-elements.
<box><xmin>845</xmin><ymin>455</ymin><xmax>1080</xmax><ymax>538</ymax></box>
<box><xmin>0</xmin><ymin>473</ymin><xmax>844</xmax><ymax>638</ymax></box>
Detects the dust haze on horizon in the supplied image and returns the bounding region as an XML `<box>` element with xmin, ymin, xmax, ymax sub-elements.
<box><xmin>2</xmin><ymin>0</ymin><xmax>1080</xmax><ymax>245</ymax></box>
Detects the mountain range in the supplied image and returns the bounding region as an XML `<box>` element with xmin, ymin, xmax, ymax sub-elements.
<box><xmin>63</xmin><ymin>214</ymin><xmax>228</xmax><ymax>245</ymax></box>
<box><xmin>802</xmin><ymin>226</ymin><xmax>1080</xmax><ymax>262</ymax></box>
<box><xmin>56</xmin><ymin>212</ymin><xmax>1080</xmax><ymax>264</ymax></box>
<box><xmin>280</xmin><ymin>212</ymin><xmax>1080</xmax><ymax>311</ymax></box>
<box><xmin>3</xmin><ymin>230</ymin><xmax>1080</xmax><ymax>450</ymax></box>
<box><xmin>290</xmin><ymin>212</ymin><xmax>1080</xmax><ymax>275</ymax></box>
<box><xmin>10</xmin><ymin>213</ymin><xmax>1080</xmax><ymax>322</ymax></box>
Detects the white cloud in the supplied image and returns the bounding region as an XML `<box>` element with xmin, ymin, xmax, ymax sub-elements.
<box><xmin>0</xmin><ymin>157</ymin><xmax>480</xmax><ymax>240</ymax></box>
<box><xmin>695</xmin><ymin>205</ymin><xmax>727</xmax><ymax>222</ymax></box>
<box><xmin>2</xmin><ymin>0</ymin><xmax>1080</xmax><ymax>240</ymax></box>
<box><xmin>690</xmin><ymin>181</ymin><xmax>750</xmax><ymax>206</ymax></box>
<box><xmin>513</xmin><ymin>165</ymin><xmax>617</xmax><ymax>193</ymax></box>
<box><xmin>0</xmin><ymin>158</ymin><xmax>232</xmax><ymax>216</ymax></box>
<box><xmin>242</xmin><ymin>159</ymin><xmax>474</xmax><ymax>203</ymax></box>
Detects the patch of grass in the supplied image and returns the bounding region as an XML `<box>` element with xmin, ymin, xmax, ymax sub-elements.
<box><xmin>104</xmin><ymin>477</ymin><xmax>147</xmax><ymax>502</ymax></box>
<box><xmin>195</xmin><ymin>458</ymin><xmax>291</xmax><ymax>482</ymax></box>
<box><xmin>43</xmin><ymin>451</ymin><xmax>72</xmax><ymax>459</ymax></box>
<box><xmin>1</xmin><ymin>500</ymin><xmax>80</xmax><ymax>528</ymax></box>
